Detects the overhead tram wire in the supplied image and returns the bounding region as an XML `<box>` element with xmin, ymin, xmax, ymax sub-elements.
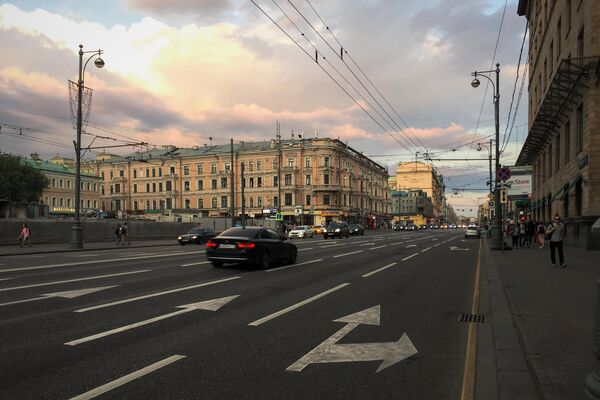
<box><xmin>287</xmin><ymin>0</ymin><xmax>426</xmax><ymax>154</ymax></box>
<box><xmin>502</xmin><ymin>61</ymin><xmax>528</xmax><ymax>155</ymax></box>
<box><xmin>304</xmin><ymin>0</ymin><xmax>427</xmax><ymax>151</ymax></box>
<box><xmin>501</xmin><ymin>21</ymin><xmax>529</xmax><ymax>152</ymax></box>
<box><xmin>250</xmin><ymin>0</ymin><xmax>415</xmax><ymax>155</ymax></box>
<box><xmin>272</xmin><ymin>0</ymin><xmax>417</xmax><ymax>154</ymax></box>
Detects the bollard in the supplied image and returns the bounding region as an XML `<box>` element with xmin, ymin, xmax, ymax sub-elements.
<box><xmin>585</xmin><ymin>218</ymin><xmax>600</xmax><ymax>399</ymax></box>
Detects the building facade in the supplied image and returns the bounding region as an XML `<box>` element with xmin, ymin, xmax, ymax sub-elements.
<box><xmin>97</xmin><ymin>138</ymin><xmax>391</xmax><ymax>227</ymax></box>
<box><xmin>392</xmin><ymin>161</ymin><xmax>445</xmax><ymax>223</ymax></box>
<box><xmin>391</xmin><ymin>189</ymin><xmax>434</xmax><ymax>226</ymax></box>
<box><xmin>517</xmin><ymin>0</ymin><xmax>600</xmax><ymax>248</ymax></box>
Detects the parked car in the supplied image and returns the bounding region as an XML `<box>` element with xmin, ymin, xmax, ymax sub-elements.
<box><xmin>288</xmin><ymin>225</ymin><xmax>314</xmax><ymax>239</ymax></box>
<box><xmin>312</xmin><ymin>225</ymin><xmax>326</xmax><ymax>234</ymax></box>
<box><xmin>405</xmin><ymin>224</ymin><xmax>417</xmax><ymax>231</ymax></box>
<box><xmin>348</xmin><ymin>224</ymin><xmax>364</xmax><ymax>236</ymax></box>
<box><xmin>419</xmin><ymin>224</ymin><xmax>428</xmax><ymax>230</ymax></box>
<box><xmin>323</xmin><ymin>222</ymin><xmax>350</xmax><ymax>239</ymax></box>
<box><xmin>393</xmin><ymin>224</ymin><xmax>404</xmax><ymax>231</ymax></box>
<box><xmin>206</xmin><ymin>227</ymin><xmax>297</xmax><ymax>269</ymax></box>
<box><xmin>177</xmin><ymin>228</ymin><xmax>217</xmax><ymax>245</ymax></box>
<box><xmin>465</xmin><ymin>225</ymin><xmax>481</xmax><ymax>238</ymax></box>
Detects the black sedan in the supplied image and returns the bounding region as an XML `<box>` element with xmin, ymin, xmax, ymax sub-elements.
<box><xmin>177</xmin><ymin>228</ymin><xmax>217</xmax><ymax>245</ymax></box>
<box><xmin>206</xmin><ymin>227</ymin><xmax>297</xmax><ymax>269</ymax></box>
<box><xmin>323</xmin><ymin>222</ymin><xmax>350</xmax><ymax>239</ymax></box>
<box><xmin>348</xmin><ymin>224</ymin><xmax>364</xmax><ymax>236</ymax></box>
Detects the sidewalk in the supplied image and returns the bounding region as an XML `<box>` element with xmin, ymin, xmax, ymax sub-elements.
<box><xmin>0</xmin><ymin>239</ymin><xmax>179</xmax><ymax>256</ymax></box>
<box><xmin>482</xmin><ymin>238</ymin><xmax>600</xmax><ymax>399</ymax></box>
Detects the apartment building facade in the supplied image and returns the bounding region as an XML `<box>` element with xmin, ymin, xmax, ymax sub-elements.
<box><xmin>391</xmin><ymin>189</ymin><xmax>434</xmax><ymax>226</ymax></box>
<box><xmin>98</xmin><ymin>138</ymin><xmax>391</xmax><ymax>227</ymax></box>
<box><xmin>517</xmin><ymin>0</ymin><xmax>600</xmax><ymax>248</ymax></box>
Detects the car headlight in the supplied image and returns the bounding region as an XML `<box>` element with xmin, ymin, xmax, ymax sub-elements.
<box><xmin>178</xmin><ymin>236</ymin><xmax>182</xmax><ymax>240</ymax></box>
<box><xmin>335</xmin><ymin>228</ymin><xmax>340</xmax><ymax>232</ymax></box>
<box><xmin>191</xmin><ymin>236</ymin><xmax>197</xmax><ymax>239</ymax></box>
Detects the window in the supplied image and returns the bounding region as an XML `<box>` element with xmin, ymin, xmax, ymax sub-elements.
<box><xmin>66</xmin><ymin>198</ymin><xmax>71</xmax><ymax>207</ymax></box>
<box><xmin>211</xmin><ymin>179</ymin><xmax>217</xmax><ymax>189</ymax></box>
<box><xmin>158</xmin><ymin>168</ymin><xmax>162</xmax><ymax>177</ymax></box>
<box><xmin>224</xmin><ymin>162</ymin><xmax>231</xmax><ymax>171</ymax></box>
<box><xmin>87</xmin><ymin>182</ymin><xmax>91</xmax><ymax>191</ymax></box>
<box><xmin>285</xmin><ymin>193</ymin><xmax>292</xmax><ymax>206</ymax></box>
<box><xmin>146</xmin><ymin>201</ymin><xmax>150</xmax><ymax>210</ymax></box>
<box><xmin>185</xmin><ymin>199</ymin><xmax>190</xmax><ymax>209</ymax></box>
<box><xmin>249</xmin><ymin>177</ymin><xmax>254</xmax><ymax>188</ymax></box>
<box><xmin>183</xmin><ymin>165</ymin><xmax>189</xmax><ymax>176</ymax></box>
<box><xmin>145</xmin><ymin>168</ymin><xmax>149</xmax><ymax>178</ymax></box>
<box><xmin>152</xmin><ymin>183</ymin><xmax>156</xmax><ymax>192</ymax></box>
<box><xmin>152</xmin><ymin>200</ymin><xmax>157</xmax><ymax>210</ymax></box>
<box><xmin>323</xmin><ymin>194</ymin><xmax>331</xmax><ymax>205</ymax></box>
<box><xmin>93</xmin><ymin>183</ymin><xmax>97</xmax><ymax>192</ymax></box>
<box><xmin>197</xmin><ymin>164</ymin><xmax>203</xmax><ymax>174</ymax></box>
<box><xmin>67</xmin><ymin>180</ymin><xmax>71</xmax><ymax>189</ymax></box>
<box><xmin>166</xmin><ymin>181</ymin><xmax>172</xmax><ymax>191</ymax></box>
<box><xmin>59</xmin><ymin>179</ymin><xmax>64</xmax><ymax>188</ymax></box>
<box><xmin>324</xmin><ymin>156</ymin><xmax>330</xmax><ymax>167</ymax></box>
<box><xmin>305</xmin><ymin>175</ymin><xmax>311</xmax><ymax>185</ymax></box>
<box><xmin>288</xmin><ymin>158</ymin><xmax>295</xmax><ymax>167</ymax></box>
<box><xmin>273</xmin><ymin>176</ymin><xmax>279</xmax><ymax>187</ymax></box>
<box><xmin>59</xmin><ymin>198</ymin><xmax>64</xmax><ymax>206</ymax></box>
<box><xmin>284</xmin><ymin>174</ymin><xmax>292</xmax><ymax>185</ymax></box>
<box><xmin>184</xmin><ymin>181</ymin><xmax>190</xmax><ymax>191</ymax></box>
<box><xmin>51</xmin><ymin>178</ymin><xmax>56</xmax><ymax>188</ymax></box>
<box><xmin>101</xmin><ymin>185</ymin><xmax>105</xmax><ymax>195</ymax></box>
<box><xmin>158</xmin><ymin>182</ymin><xmax>162</xmax><ymax>192</ymax></box>
<box><xmin>52</xmin><ymin>197</ymin><xmax>56</xmax><ymax>206</ymax></box>
<box><xmin>221</xmin><ymin>196</ymin><xmax>228</xmax><ymax>208</ymax></box>
<box><xmin>249</xmin><ymin>197</ymin><xmax>254</xmax><ymax>207</ymax></box>
<box><xmin>159</xmin><ymin>200</ymin><xmax>165</xmax><ymax>210</ymax></box>
<box><xmin>110</xmin><ymin>171</ymin><xmax>114</xmax><ymax>179</ymax></box>
<box><xmin>343</xmin><ymin>194</ymin><xmax>348</xmax><ymax>206</ymax></box>
<box><xmin>197</xmin><ymin>180</ymin><xmax>204</xmax><ymax>190</ymax></box>
<box><xmin>257</xmin><ymin>196</ymin><xmax>262</xmax><ymax>207</ymax></box>
<box><xmin>564</xmin><ymin>120</ymin><xmax>571</xmax><ymax>163</ymax></box>
<box><xmin>170</xmin><ymin>166</ymin><xmax>175</xmax><ymax>174</ymax></box>
<box><xmin>152</xmin><ymin>168</ymin><xmax>156</xmax><ymax>177</ymax></box>
<box><xmin>273</xmin><ymin>196</ymin><xmax>279</xmax><ymax>207</ymax></box>
<box><xmin>198</xmin><ymin>198</ymin><xmax>204</xmax><ymax>209</ymax></box>
<box><xmin>324</xmin><ymin>174</ymin><xmax>330</xmax><ymax>185</ymax></box>
<box><xmin>133</xmin><ymin>184</ymin><xmax>138</xmax><ymax>193</ymax></box>
<box><xmin>133</xmin><ymin>170</ymin><xmax>137</xmax><ymax>178</ymax></box>
<box><xmin>211</xmin><ymin>163</ymin><xmax>217</xmax><ymax>173</ymax></box>
<box><xmin>305</xmin><ymin>157</ymin><xmax>311</xmax><ymax>168</ymax></box>
<box><xmin>211</xmin><ymin>197</ymin><xmax>217</xmax><ymax>208</ymax></box>
<box><xmin>256</xmin><ymin>160</ymin><xmax>262</xmax><ymax>171</ymax></box>
<box><xmin>248</xmin><ymin>161</ymin><xmax>254</xmax><ymax>171</ymax></box>
<box><xmin>576</xmin><ymin>103</ymin><xmax>583</xmax><ymax>152</ymax></box>
<box><xmin>257</xmin><ymin>177</ymin><xmax>262</xmax><ymax>187</ymax></box>
<box><xmin>306</xmin><ymin>195</ymin><xmax>311</xmax><ymax>205</ymax></box>
<box><xmin>221</xmin><ymin>177</ymin><xmax>227</xmax><ymax>188</ymax></box>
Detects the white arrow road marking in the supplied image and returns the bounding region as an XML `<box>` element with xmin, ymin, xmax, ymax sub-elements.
<box><xmin>0</xmin><ymin>270</ymin><xmax>149</xmax><ymax>292</ymax></box>
<box><xmin>65</xmin><ymin>296</ymin><xmax>238</xmax><ymax>346</ymax></box>
<box><xmin>75</xmin><ymin>276</ymin><xmax>241</xmax><ymax>313</ymax></box>
<box><xmin>401</xmin><ymin>253</ymin><xmax>419</xmax><ymax>261</ymax></box>
<box><xmin>405</xmin><ymin>244</ymin><xmax>417</xmax><ymax>248</ymax></box>
<box><xmin>181</xmin><ymin>261</ymin><xmax>210</xmax><ymax>267</ymax></box>
<box><xmin>249</xmin><ymin>283</ymin><xmax>350</xmax><ymax>326</ymax></box>
<box><xmin>266</xmin><ymin>259</ymin><xmax>323</xmax><ymax>273</ymax></box>
<box><xmin>449</xmin><ymin>246</ymin><xmax>470</xmax><ymax>251</ymax></box>
<box><xmin>333</xmin><ymin>250</ymin><xmax>362</xmax><ymax>258</ymax></box>
<box><xmin>0</xmin><ymin>286</ymin><xmax>118</xmax><ymax>307</ymax></box>
<box><xmin>287</xmin><ymin>305</ymin><xmax>417</xmax><ymax>373</ymax></box>
<box><xmin>362</xmin><ymin>263</ymin><xmax>397</xmax><ymax>278</ymax></box>
<box><xmin>69</xmin><ymin>355</ymin><xmax>186</xmax><ymax>400</ymax></box>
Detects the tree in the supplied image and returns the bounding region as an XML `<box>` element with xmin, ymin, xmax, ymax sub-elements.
<box><xmin>0</xmin><ymin>154</ymin><xmax>49</xmax><ymax>203</ymax></box>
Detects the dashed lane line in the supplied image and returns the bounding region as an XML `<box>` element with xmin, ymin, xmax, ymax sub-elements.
<box><xmin>0</xmin><ymin>270</ymin><xmax>150</xmax><ymax>292</ymax></box>
<box><xmin>297</xmin><ymin>248</ymin><xmax>314</xmax><ymax>252</ymax></box>
<box><xmin>320</xmin><ymin>243</ymin><xmax>346</xmax><ymax>249</ymax></box>
<box><xmin>266</xmin><ymin>259</ymin><xmax>323</xmax><ymax>273</ymax></box>
<box><xmin>333</xmin><ymin>250</ymin><xmax>363</xmax><ymax>258</ymax></box>
<box><xmin>74</xmin><ymin>276</ymin><xmax>241</xmax><ymax>313</ymax></box>
<box><xmin>181</xmin><ymin>261</ymin><xmax>210</xmax><ymax>267</ymax></box>
<box><xmin>402</xmin><ymin>253</ymin><xmax>419</xmax><ymax>261</ymax></box>
<box><xmin>369</xmin><ymin>245</ymin><xmax>388</xmax><ymax>251</ymax></box>
<box><xmin>421</xmin><ymin>246</ymin><xmax>432</xmax><ymax>253</ymax></box>
<box><xmin>69</xmin><ymin>355</ymin><xmax>186</xmax><ymax>400</ymax></box>
<box><xmin>359</xmin><ymin>243</ymin><xmax>376</xmax><ymax>246</ymax></box>
<box><xmin>362</xmin><ymin>262</ymin><xmax>397</xmax><ymax>278</ymax></box>
<box><xmin>248</xmin><ymin>283</ymin><xmax>350</xmax><ymax>326</ymax></box>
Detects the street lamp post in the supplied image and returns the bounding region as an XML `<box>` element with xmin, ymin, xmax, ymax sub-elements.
<box><xmin>70</xmin><ymin>44</ymin><xmax>105</xmax><ymax>249</ymax></box>
<box><xmin>471</xmin><ymin>63</ymin><xmax>503</xmax><ymax>250</ymax></box>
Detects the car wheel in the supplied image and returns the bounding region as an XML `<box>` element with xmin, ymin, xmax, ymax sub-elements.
<box><xmin>288</xmin><ymin>247</ymin><xmax>297</xmax><ymax>264</ymax></box>
<box><xmin>261</xmin><ymin>251</ymin><xmax>271</xmax><ymax>270</ymax></box>
<box><xmin>211</xmin><ymin>261</ymin><xmax>223</xmax><ymax>268</ymax></box>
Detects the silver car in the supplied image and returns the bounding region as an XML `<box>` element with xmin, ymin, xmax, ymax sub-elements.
<box><xmin>288</xmin><ymin>225</ymin><xmax>314</xmax><ymax>239</ymax></box>
<box><xmin>464</xmin><ymin>225</ymin><xmax>481</xmax><ymax>238</ymax></box>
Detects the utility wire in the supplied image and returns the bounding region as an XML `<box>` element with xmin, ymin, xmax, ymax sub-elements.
<box><xmin>502</xmin><ymin>59</ymin><xmax>529</xmax><ymax>154</ymax></box>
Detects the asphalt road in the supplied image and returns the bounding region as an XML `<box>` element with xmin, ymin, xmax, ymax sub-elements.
<box><xmin>0</xmin><ymin>229</ymin><xmax>480</xmax><ymax>400</ymax></box>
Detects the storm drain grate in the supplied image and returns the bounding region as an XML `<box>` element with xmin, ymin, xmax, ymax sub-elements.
<box><xmin>458</xmin><ymin>313</ymin><xmax>486</xmax><ymax>323</ymax></box>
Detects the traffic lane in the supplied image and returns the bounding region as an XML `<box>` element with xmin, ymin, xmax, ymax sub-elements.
<box><xmin>75</xmin><ymin>235</ymin><xmax>480</xmax><ymax>399</ymax></box>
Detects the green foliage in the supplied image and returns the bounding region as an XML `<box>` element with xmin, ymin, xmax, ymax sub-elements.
<box><xmin>0</xmin><ymin>154</ymin><xmax>49</xmax><ymax>203</ymax></box>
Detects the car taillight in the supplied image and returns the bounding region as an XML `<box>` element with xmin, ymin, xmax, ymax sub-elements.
<box><xmin>206</xmin><ymin>240</ymin><xmax>217</xmax><ymax>248</ymax></box>
<box><xmin>236</xmin><ymin>242</ymin><xmax>256</xmax><ymax>249</ymax></box>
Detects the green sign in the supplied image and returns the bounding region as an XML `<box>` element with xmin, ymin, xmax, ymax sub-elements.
<box><xmin>275</xmin><ymin>213</ymin><xmax>283</xmax><ymax>221</ymax></box>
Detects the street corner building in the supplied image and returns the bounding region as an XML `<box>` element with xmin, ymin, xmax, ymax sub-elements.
<box><xmin>96</xmin><ymin>137</ymin><xmax>392</xmax><ymax>228</ymax></box>
<box><xmin>517</xmin><ymin>0</ymin><xmax>600</xmax><ymax>249</ymax></box>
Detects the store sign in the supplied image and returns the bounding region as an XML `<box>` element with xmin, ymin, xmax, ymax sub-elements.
<box><xmin>51</xmin><ymin>206</ymin><xmax>75</xmax><ymax>213</ymax></box>
<box><xmin>320</xmin><ymin>211</ymin><xmax>339</xmax><ymax>217</ymax></box>
<box><xmin>505</xmin><ymin>175</ymin><xmax>531</xmax><ymax>196</ymax></box>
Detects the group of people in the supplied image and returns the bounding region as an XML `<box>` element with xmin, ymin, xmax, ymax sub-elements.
<box><xmin>506</xmin><ymin>215</ymin><xmax>566</xmax><ymax>268</ymax></box>
<box><xmin>115</xmin><ymin>223</ymin><xmax>130</xmax><ymax>246</ymax></box>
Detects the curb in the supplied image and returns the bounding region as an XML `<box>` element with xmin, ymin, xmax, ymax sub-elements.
<box><xmin>0</xmin><ymin>241</ymin><xmax>180</xmax><ymax>257</ymax></box>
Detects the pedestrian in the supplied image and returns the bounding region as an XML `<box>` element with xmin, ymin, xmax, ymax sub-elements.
<box><xmin>17</xmin><ymin>223</ymin><xmax>31</xmax><ymax>247</ymax></box>
<box><xmin>526</xmin><ymin>219</ymin><xmax>536</xmax><ymax>248</ymax></box>
<box><xmin>536</xmin><ymin>221</ymin><xmax>546</xmax><ymax>248</ymax></box>
<box><xmin>510</xmin><ymin>221</ymin><xmax>519</xmax><ymax>249</ymax></box>
<box><xmin>121</xmin><ymin>222</ymin><xmax>130</xmax><ymax>245</ymax></box>
<box><xmin>546</xmin><ymin>214</ymin><xmax>566</xmax><ymax>268</ymax></box>
<box><xmin>115</xmin><ymin>223</ymin><xmax>122</xmax><ymax>245</ymax></box>
<box><xmin>519</xmin><ymin>221</ymin><xmax>526</xmax><ymax>247</ymax></box>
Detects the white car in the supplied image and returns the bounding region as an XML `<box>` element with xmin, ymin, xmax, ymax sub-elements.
<box><xmin>464</xmin><ymin>225</ymin><xmax>481</xmax><ymax>238</ymax></box>
<box><xmin>288</xmin><ymin>226</ymin><xmax>314</xmax><ymax>239</ymax></box>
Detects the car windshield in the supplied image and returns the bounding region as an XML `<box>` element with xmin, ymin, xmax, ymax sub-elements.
<box><xmin>219</xmin><ymin>228</ymin><xmax>260</xmax><ymax>238</ymax></box>
<box><xmin>186</xmin><ymin>228</ymin><xmax>202</xmax><ymax>234</ymax></box>
<box><xmin>295</xmin><ymin>226</ymin><xmax>309</xmax><ymax>230</ymax></box>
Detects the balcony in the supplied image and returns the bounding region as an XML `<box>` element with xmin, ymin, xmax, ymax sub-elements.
<box><xmin>110</xmin><ymin>176</ymin><xmax>127</xmax><ymax>183</ymax></box>
<box><xmin>311</xmin><ymin>184</ymin><xmax>342</xmax><ymax>192</ymax></box>
<box><xmin>282</xmin><ymin>166</ymin><xmax>298</xmax><ymax>173</ymax></box>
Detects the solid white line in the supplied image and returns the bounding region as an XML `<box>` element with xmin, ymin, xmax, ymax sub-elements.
<box><xmin>0</xmin><ymin>251</ymin><xmax>205</xmax><ymax>273</ymax></box>
<box><xmin>362</xmin><ymin>262</ymin><xmax>397</xmax><ymax>278</ymax></box>
<box><xmin>402</xmin><ymin>253</ymin><xmax>419</xmax><ymax>261</ymax></box>
<box><xmin>333</xmin><ymin>250</ymin><xmax>363</xmax><ymax>258</ymax></box>
<box><xmin>0</xmin><ymin>270</ymin><xmax>149</xmax><ymax>292</ymax></box>
<box><xmin>421</xmin><ymin>246</ymin><xmax>432</xmax><ymax>253</ymax></box>
<box><xmin>69</xmin><ymin>355</ymin><xmax>186</xmax><ymax>400</ymax></box>
<box><xmin>297</xmin><ymin>247</ymin><xmax>314</xmax><ymax>252</ymax></box>
<box><xmin>248</xmin><ymin>283</ymin><xmax>350</xmax><ymax>326</ymax></box>
<box><xmin>181</xmin><ymin>261</ymin><xmax>210</xmax><ymax>267</ymax></box>
<box><xmin>75</xmin><ymin>276</ymin><xmax>241</xmax><ymax>313</ymax></box>
<box><xmin>266</xmin><ymin>259</ymin><xmax>323</xmax><ymax>273</ymax></box>
<box><xmin>369</xmin><ymin>245</ymin><xmax>388</xmax><ymax>250</ymax></box>
<box><xmin>72</xmin><ymin>254</ymin><xmax>101</xmax><ymax>258</ymax></box>
<box><xmin>0</xmin><ymin>278</ymin><xmax>11</xmax><ymax>282</ymax></box>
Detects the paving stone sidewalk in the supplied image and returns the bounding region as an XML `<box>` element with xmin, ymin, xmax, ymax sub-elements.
<box><xmin>484</xmin><ymin>240</ymin><xmax>600</xmax><ymax>399</ymax></box>
<box><xmin>0</xmin><ymin>239</ymin><xmax>179</xmax><ymax>256</ymax></box>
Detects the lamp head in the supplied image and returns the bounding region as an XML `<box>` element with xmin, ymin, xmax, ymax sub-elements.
<box><xmin>477</xmin><ymin>144</ymin><xmax>482</xmax><ymax>151</ymax></box>
<box><xmin>471</xmin><ymin>78</ymin><xmax>480</xmax><ymax>88</ymax></box>
<box><xmin>94</xmin><ymin>57</ymin><xmax>105</xmax><ymax>69</ymax></box>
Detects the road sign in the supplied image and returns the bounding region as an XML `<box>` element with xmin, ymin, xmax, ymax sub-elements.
<box><xmin>500</xmin><ymin>189</ymin><xmax>508</xmax><ymax>203</ymax></box>
<box><xmin>286</xmin><ymin>305</ymin><xmax>417</xmax><ymax>373</ymax></box>
<box><xmin>275</xmin><ymin>213</ymin><xmax>283</xmax><ymax>221</ymax></box>
<box><xmin>497</xmin><ymin>167</ymin><xmax>512</xmax><ymax>181</ymax></box>
<box><xmin>489</xmin><ymin>201</ymin><xmax>495</xmax><ymax>208</ymax></box>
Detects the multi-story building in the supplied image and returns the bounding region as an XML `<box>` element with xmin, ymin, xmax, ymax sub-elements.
<box><xmin>97</xmin><ymin>138</ymin><xmax>391</xmax><ymax>227</ymax></box>
<box><xmin>25</xmin><ymin>153</ymin><xmax>101</xmax><ymax>215</ymax></box>
<box><xmin>391</xmin><ymin>189</ymin><xmax>434</xmax><ymax>226</ymax></box>
<box><xmin>392</xmin><ymin>161</ymin><xmax>445</xmax><ymax>223</ymax></box>
<box><xmin>516</xmin><ymin>0</ymin><xmax>600</xmax><ymax>248</ymax></box>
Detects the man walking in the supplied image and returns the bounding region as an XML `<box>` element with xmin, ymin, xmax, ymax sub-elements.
<box><xmin>526</xmin><ymin>219</ymin><xmax>536</xmax><ymax>248</ymax></box>
<box><xmin>546</xmin><ymin>214</ymin><xmax>566</xmax><ymax>268</ymax></box>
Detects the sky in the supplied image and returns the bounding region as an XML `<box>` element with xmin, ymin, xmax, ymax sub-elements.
<box><xmin>0</xmin><ymin>0</ymin><xmax>529</xmax><ymax>217</ymax></box>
